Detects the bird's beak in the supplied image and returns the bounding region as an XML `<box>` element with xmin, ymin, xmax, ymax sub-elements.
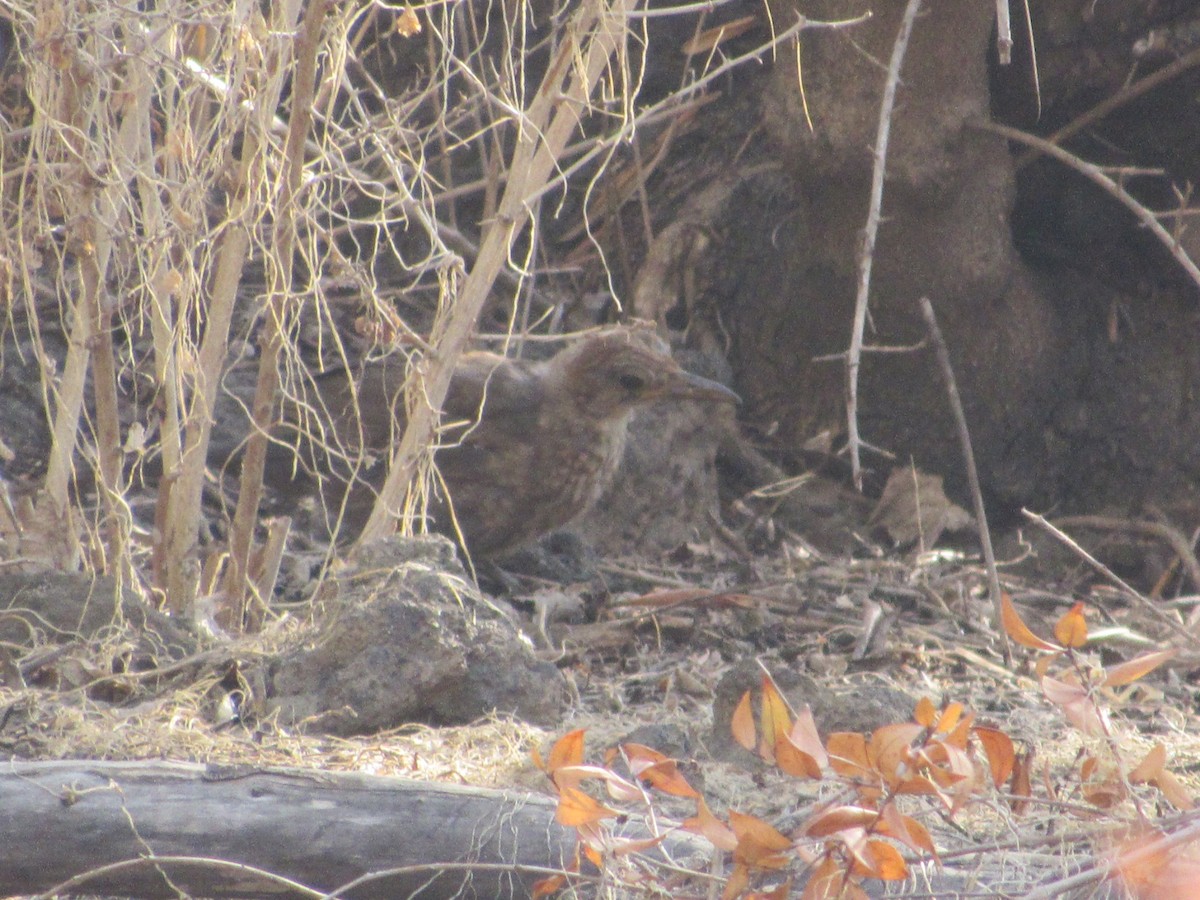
<box><xmin>668</xmin><ymin>369</ymin><xmax>741</xmax><ymax>405</ymax></box>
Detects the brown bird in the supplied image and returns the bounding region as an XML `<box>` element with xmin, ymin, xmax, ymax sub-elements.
<box><xmin>269</xmin><ymin>327</ymin><xmax>738</xmax><ymax>557</ymax></box>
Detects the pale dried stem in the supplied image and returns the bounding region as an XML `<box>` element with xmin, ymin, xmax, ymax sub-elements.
<box><xmin>220</xmin><ymin>0</ymin><xmax>331</xmax><ymax>627</ymax></box>
<box><xmin>355</xmin><ymin>0</ymin><xmax>642</xmax><ymax>546</ymax></box>
<box><xmin>846</xmin><ymin>0</ymin><xmax>922</xmax><ymax>493</ymax></box>
<box><xmin>161</xmin><ymin>0</ymin><xmax>307</xmax><ymax>613</ymax></box>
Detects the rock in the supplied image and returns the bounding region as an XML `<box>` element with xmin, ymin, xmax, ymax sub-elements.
<box><xmin>263</xmin><ymin>536</ymin><xmax>564</xmax><ymax>733</ymax></box>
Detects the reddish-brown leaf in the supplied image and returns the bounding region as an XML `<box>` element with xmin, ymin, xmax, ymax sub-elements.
<box><xmin>1053</xmin><ymin>602</ymin><xmax>1089</xmax><ymax>648</ymax></box>
<box><xmin>878</xmin><ymin>804</ymin><xmax>938</xmax><ymax>860</ymax></box>
<box><xmin>973</xmin><ymin>726</ymin><xmax>1016</xmax><ymax>788</ymax></box>
<box><xmin>1001</xmin><ymin>592</ymin><xmax>1061</xmax><ymax>651</ymax></box>
<box><xmin>1009</xmin><ymin>751</ymin><xmax>1033</xmax><ymax>815</ymax></box>
<box><xmin>1103</xmin><ymin>648</ymin><xmax>1179</xmax><ymax>687</ymax></box>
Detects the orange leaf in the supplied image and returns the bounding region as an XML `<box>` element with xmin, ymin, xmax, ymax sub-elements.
<box><xmin>1001</xmin><ymin>592</ymin><xmax>1061</xmax><ymax>651</ymax></box>
<box><xmin>541</xmin><ymin>729</ymin><xmax>586</xmax><ymax>775</ymax></box>
<box><xmin>914</xmin><ymin>697</ymin><xmax>937</xmax><ymax>727</ymax></box>
<box><xmin>1103</xmin><ymin>648</ymin><xmax>1178</xmax><ymax>687</ymax></box>
<box><xmin>973</xmin><ymin>726</ymin><xmax>1016</xmax><ymax>788</ymax></box>
<box><xmin>1152</xmin><ymin>768</ymin><xmax>1195</xmax><ymax>811</ymax></box>
<box><xmin>868</xmin><ymin>722</ymin><xmax>924</xmax><ymax>784</ymax></box>
<box><xmin>760</xmin><ymin>674</ymin><xmax>794</xmax><ymax>763</ymax></box>
<box><xmin>622</xmin><ymin>743</ymin><xmax>700</xmax><ymax>798</ymax></box>
<box><xmin>722</xmin><ymin>862</ymin><xmax>751</xmax><ymax>900</ymax></box>
<box><xmin>730</xmin><ymin>810</ymin><xmax>793</xmax><ymax>868</ymax></box>
<box><xmin>944</xmin><ymin>711</ymin><xmax>975</xmax><ymax>750</ymax></box>
<box><xmin>933</xmin><ymin>702</ymin><xmax>964</xmax><ymax>735</ymax></box>
<box><xmin>532</xmin><ymin>873</ymin><xmax>568</xmax><ymax>897</ymax></box>
<box><xmin>683</xmin><ymin>796</ymin><xmax>738</xmax><ymax>852</ymax></box>
<box><xmin>1053</xmin><ymin>602</ymin><xmax>1089</xmax><ymax>648</ymax></box>
<box><xmin>776</xmin><ymin>731</ymin><xmax>823</xmax><ymax>779</ymax></box>
<box><xmin>556</xmin><ymin>785</ymin><xmax>618</xmax><ymax>827</ymax></box>
<box><xmin>805</xmin><ymin>805</ymin><xmax>879</xmax><ymax>838</ymax></box>
<box><xmin>801</xmin><ymin>857</ymin><xmax>848</xmax><ymax>900</ymax></box>
<box><xmin>827</xmin><ymin>732</ymin><xmax>872</xmax><ymax>780</ymax></box>
<box><xmin>878</xmin><ymin>805</ymin><xmax>937</xmax><ymax>859</ymax></box>
<box><xmin>1129</xmin><ymin>743</ymin><xmax>1167</xmax><ymax>784</ymax></box>
<box><xmin>732</xmin><ymin>690</ymin><xmax>756</xmax><ymax>751</ymax></box>
<box><xmin>863</xmin><ymin>839</ymin><xmax>908</xmax><ymax>880</ymax></box>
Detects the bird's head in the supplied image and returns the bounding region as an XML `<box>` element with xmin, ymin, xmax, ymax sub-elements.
<box><xmin>553</xmin><ymin>329</ymin><xmax>740</xmax><ymax>421</ymax></box>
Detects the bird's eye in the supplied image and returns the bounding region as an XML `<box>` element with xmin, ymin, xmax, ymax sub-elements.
<box><xmin>617</xmin><ymin>372</ymin><xmax>647</xmax><ymax>393</ymax></box>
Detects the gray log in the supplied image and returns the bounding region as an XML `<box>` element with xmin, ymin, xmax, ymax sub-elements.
<box><xmin>0</xmin><ymin>759</ymin><xmax>578</xmax><ymax>898</ymax></box>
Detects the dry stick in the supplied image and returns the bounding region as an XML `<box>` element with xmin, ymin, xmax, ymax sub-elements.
<box><xmin>974</xmin><ymin>119</ymin><xmax>1200</xmax><ymax>292</ymax></box>
<box><xmin>160</xmin><ymin>0</ymin><xmax>306</xmax><ymax>614</ymax></box>
<box><xmin>1014</xmin><ymin>44</ymin><xmax>1200</xmax><ymax>171</ymax></box>
<box><xmin>994</xmin><ymin>0</ymin><xmax>1012</xmax><ymax>64</ymax></box>
<box><xmin>846</xmin><ymin>0</ymin><xmax>922</xmax><ymax>492</ymax></box>
<box><xmin>220</xmin><ymin>0</ymin><xmax>330</xmax><ymax>628</ymax></box>
<box><xmin>918</xmin><ymin>297</ymin><xmax>1012</xmax><ymax>666</ymax></box>
<box><xmin>88</xmin><ymin>21</ymin><xmax>167</xmax><ymax>587</ymax></box>
<box><xmin>36</xmin><ymin>51</ymin><xmax>94</xmax><ymax>568</ymax></box>
<box><xmin>1053</xmin><ymin>514</ymin><xmax>1200</xmax><ymax>597</ymax></box>
<box><xmin>1020</xmin><ymin>812</ymin><xmax>1200</xmax><ymax>900</ymax></box>
<box><xmin>355</xmin><ymin>0</ymin><xmax>639</xmax><ymax>546</ymax></box>
<box><xmin>1020</xmin><ymin>510</ymin><xmax>1191</xmax><ymax>640</ymax></box>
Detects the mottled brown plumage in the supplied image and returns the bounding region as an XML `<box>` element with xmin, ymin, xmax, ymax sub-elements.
<box><xmin>273</xmin><ymin>328</ymin><xmax>738</xmax><ymax>556</ymax></box>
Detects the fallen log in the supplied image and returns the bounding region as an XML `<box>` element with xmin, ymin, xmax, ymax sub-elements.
<box><xmin>0</xmin><ymin>759</ymin><xmax>586</xmax><ymax>898</ymax></box>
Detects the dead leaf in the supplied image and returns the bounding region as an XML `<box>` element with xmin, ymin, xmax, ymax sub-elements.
<box><xmin>1002</xmin><ymin>592</ymin><xmax>1062</xmax><ymax>651</ymax></box>
<box><xmin>867</xmin><ymin>468</ymin><xmax>973</xmax><ymax>548</ymax></box>
<box><xmin>1104</xmin><ymin>648</ymin><xmax>1178</xmax><ymax>687</ymax></box>
<box><xmin>681</xmin><ymin>15</ymin><xmax>758</xmax><ymax>56</ymax></box>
